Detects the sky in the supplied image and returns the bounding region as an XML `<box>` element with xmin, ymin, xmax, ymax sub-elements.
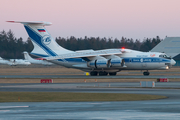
<box><xmin>1</xmin><ymin>0</ymin><xmax>180</xmax><ymax>41</ymax></box>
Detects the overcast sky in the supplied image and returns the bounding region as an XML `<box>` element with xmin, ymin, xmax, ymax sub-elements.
<box><xmin>1</xmin><ymin>0</ymin><xmax>180</xmax><ymax>41</ymax></box>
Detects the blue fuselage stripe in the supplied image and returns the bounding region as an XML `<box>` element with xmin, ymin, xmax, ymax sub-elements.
<box><xmin>123</xmin><ymin>57</ymin><xmax>170</xmax><ymax>63</ymax></box>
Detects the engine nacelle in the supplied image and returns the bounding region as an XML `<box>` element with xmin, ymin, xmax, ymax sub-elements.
<box><xmin>87</xmin><ymin>59</ymin><xmax>108</xmax><ymax>68</ymax></box>
<box><xmin>109</xmin><ymin>57</ymin><xmax>125</xmax><ymax>67</ymax></box>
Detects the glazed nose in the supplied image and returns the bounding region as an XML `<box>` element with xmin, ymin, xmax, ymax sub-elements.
<box><xmin>171</xmin><ymin>59</ymin><xmax>176</xmax><ymax>65</ymax></box>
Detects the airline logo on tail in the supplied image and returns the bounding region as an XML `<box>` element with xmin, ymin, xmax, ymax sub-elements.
<box><xmin>42</xmin><ymin>35</ymin><xmax>51</xmax><ymax>45</ymax></box>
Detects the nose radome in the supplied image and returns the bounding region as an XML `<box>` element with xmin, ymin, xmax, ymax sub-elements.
<box><xmin>171</xmin><ymin>59</ymin><xmax>176</xmax><ymax>65</ymax></box>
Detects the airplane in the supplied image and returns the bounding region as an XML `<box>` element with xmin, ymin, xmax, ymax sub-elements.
<box><xmin>0</xmin><ymin>57</ymin><xmax>31</xmax><ymax>66</ymax></box>
<box><xmin>0</xmin><ymin>57</ymin><xmax>12</xmax><ymax>65</ymax></box>
<box><xmin>23</xmin><ymin>51</ymin><xmax>53</xmax><ymax>65</ymax></box>
<box><xmin>8</xmin><ymin>21</ymin><xmax>176</xmax><ymax>76</ymax></box>
<box><xmin>9</xmin><ymin>59</ymin><xmax>31</xmax><ymax>66</ymax></box>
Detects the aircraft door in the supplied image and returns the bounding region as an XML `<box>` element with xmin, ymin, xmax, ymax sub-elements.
<box><xmin>129</xmin><ymin>59</ymin><xmax>132</xmax><ymax>63</ymax></box>
<box><xmin>141</xmin><ymin>58</ymin><xmax>147</xmax><ymax>68</ymax></box>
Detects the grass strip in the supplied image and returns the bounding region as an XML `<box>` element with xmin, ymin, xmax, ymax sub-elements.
<box><xmin>0</xmin><ymin>92</ymin><xmax>167</xmax><ymax>102</ymax></box>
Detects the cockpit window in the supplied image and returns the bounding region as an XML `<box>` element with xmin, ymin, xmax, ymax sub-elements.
<box><xmin>159</xmin><ymin>54</ymin><xmax>171</xmax><ymax>59</ymax></box>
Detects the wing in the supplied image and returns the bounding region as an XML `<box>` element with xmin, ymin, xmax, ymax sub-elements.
<box><xmin>45</xmin><ymin>49</ymin><xmax>122</xmax><ymax>61</ymax></box>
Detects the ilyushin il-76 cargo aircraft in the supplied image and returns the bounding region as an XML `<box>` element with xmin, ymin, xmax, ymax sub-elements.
<box><xmin>8</xmin><ymin>21</ymin><xmax>176</xmax><ymax>76</ymax></box>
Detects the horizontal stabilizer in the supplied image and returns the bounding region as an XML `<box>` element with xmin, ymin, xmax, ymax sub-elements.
<box><xmin>7</xmin><ymin>21</ymin><xmax>52</xmax><ymax>26</ymax></box>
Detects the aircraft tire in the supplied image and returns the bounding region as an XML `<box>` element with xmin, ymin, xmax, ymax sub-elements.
<box><xmin>109</xmin><ymin>72</ymin><xmax>117</xmax><ymax>76</ymax></box>
<box><xmin>90</xmin><ymin>71</ymin><xmax>98</xmax><ymax>76</ymax></box>
<box><xmin>99</xmin><ymin>71</ymin><xmax>108</xmax><ymax>76</ymax></box>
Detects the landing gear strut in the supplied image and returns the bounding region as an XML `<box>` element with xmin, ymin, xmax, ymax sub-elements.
<box><xmin>143</xmin><ymin>71</ymin><xmax>150</xmax><ymax>76</ymax></box>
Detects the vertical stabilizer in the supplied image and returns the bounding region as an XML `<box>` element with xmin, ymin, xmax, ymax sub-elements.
<box><xmin>7</xmin><ymin>21</ymin><xmax>73</xmax><ymax>57</ymax></box>
<box><xmin>23</xmin><ymin>51</ymin><xmax>34</xmax><ymax>60</ymax></box>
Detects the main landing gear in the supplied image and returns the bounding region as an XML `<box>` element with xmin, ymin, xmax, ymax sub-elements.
<box><xmin>109</xmin><ymin>72</ymin><xmax>117</xmax><ymax>76</ymax></box>
<box><xmin>99</xmin><ymin>71</ymin><xmax>108</xmax><ymax>76</ymax></box>
<box><xmin>143</xmin><ymin>71</ymin><xmax>150</xmax><ymax>76</ymax></box>
<box><xmin>90</xmin><ymin>71</ymin><xmax>98</xmax><ymax>76</ymax></box>
<box><xmin>90</xmin><ymin>71</ymin><xmax>117</xmax><ymax>76</ymax></box>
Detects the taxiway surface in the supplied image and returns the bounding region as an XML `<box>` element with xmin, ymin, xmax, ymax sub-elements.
<box><xmin>0</xmin><ymin>82</ymin><xmax>180</xmax><ymax>119</ymax></box>
<box><xmin>1</xmin><ymin>82</ymin><xmax>180</xmax><ymax>91</ymax></box>
<box><xmin>0</xmin><ymin>72</ymin><xmax>180</xmax><ymax>120</ymax></box>
<box><xmin>1</xmin><ymin>74</ymin><xmax>180</xmax><ymax>79</ymax></box>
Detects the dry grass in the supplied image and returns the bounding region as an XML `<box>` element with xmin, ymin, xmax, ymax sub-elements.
<box><xmin>0</xmin><ymin>65</ymin><xmax>82</xmax><ymax>75</ymax></box>
<box><xmin>0</xmin><ymin>65</ymin><xmax>180</xmax><ymax>83</ymax></box>
<box><xmin>0</xmin><ymin>92</ymin><xmax>167</xmax><ymax>102</ymax></box>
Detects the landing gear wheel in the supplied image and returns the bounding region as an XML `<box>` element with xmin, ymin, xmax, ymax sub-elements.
<box><xmin>99</xmin><ymin>71</ymin><xmax>108</xmax><ymax>76</ymax></box>
<box><xmin>90</xmin><ymin>71</ymin><xmax>98</xmax><ymax>76</ymax></box>
<box><xmin>143</xmin><ymin>71</ymin><xmax>150</xmax><ymax>76</ymax></box>
<box><xmin>109</xmin><ymin>72</ymin><xmax>117</xmax><ymax>76</ymax></box>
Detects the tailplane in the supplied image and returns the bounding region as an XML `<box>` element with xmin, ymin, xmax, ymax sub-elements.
<box><xmin>8</xmin><ymin>21</ymin><xmax>73</xmax><ymax>57</ymax></box>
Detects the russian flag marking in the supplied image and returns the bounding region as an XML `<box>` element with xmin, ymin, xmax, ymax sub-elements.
<box><xmin>38</xmin><ymin>29</ymin><xmax>46</xmax><ymax>32</ymax></box>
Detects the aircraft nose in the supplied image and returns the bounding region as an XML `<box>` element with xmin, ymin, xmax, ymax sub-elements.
<box><xmin>171</xmin><ymin>59</ymin><xmax>176</xmax><ymax>65</ymax></box>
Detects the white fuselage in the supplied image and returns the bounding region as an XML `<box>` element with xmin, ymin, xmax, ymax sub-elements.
<box><xmin>46</xmin><ymin>49</ymin><xmax>175</xmax><ymax>72</ymax></box>
<box><xmin>9</xmin><ymin>59</ymin><xmax>31</xmax><ymax>66</ymax></box>
<box><xmin>27</xmin><ymin>59</ymin><xmax>53</xmax><ymax>65</ymax></box>
<box><xmin>0</xmin><ymin>58</ymin><xmax>31</xmax><ymax>66</ymax></box>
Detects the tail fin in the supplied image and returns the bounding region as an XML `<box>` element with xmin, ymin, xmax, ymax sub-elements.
<box><xmin>8</xmin><ymin>21</ymin><xmax>73</xmax><ymax>57</ymax></box>
<box><xmin>23</xmin><ymin>51</ymin><xmax>34</xmax><ymax>60</ymax></box>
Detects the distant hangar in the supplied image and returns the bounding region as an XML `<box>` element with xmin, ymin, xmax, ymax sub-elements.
<box><xmin>151</xmin><ymin>37</ymin><xmax>180</xmax><ymax>59</ymax></box>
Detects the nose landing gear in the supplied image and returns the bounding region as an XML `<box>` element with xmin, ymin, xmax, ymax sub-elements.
<box><xmin>143</xmin><ymin>71</ymin><xmax>150</xmax><ymax>76</ymax></box>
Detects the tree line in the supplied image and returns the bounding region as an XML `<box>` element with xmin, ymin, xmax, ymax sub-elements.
<box><xmin>0</xmin><ymin>30</ymin><xmax>162</xmax><ymax>59</ymax></box>
<box><xmin>56</xmin><ymin>36</ymin><xmax>161</xmax><ymax>52</ymax></box>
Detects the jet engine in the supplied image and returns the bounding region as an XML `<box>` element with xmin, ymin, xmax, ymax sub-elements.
<box><xmin>87</xmin><ymin>58</ymin><xmax>108</xmax><ymax>68</ymax></box>
<box><xmin>109</xmin><ymin>57</ymin><xmax>125</xmax><ymax>67</ymax></box>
